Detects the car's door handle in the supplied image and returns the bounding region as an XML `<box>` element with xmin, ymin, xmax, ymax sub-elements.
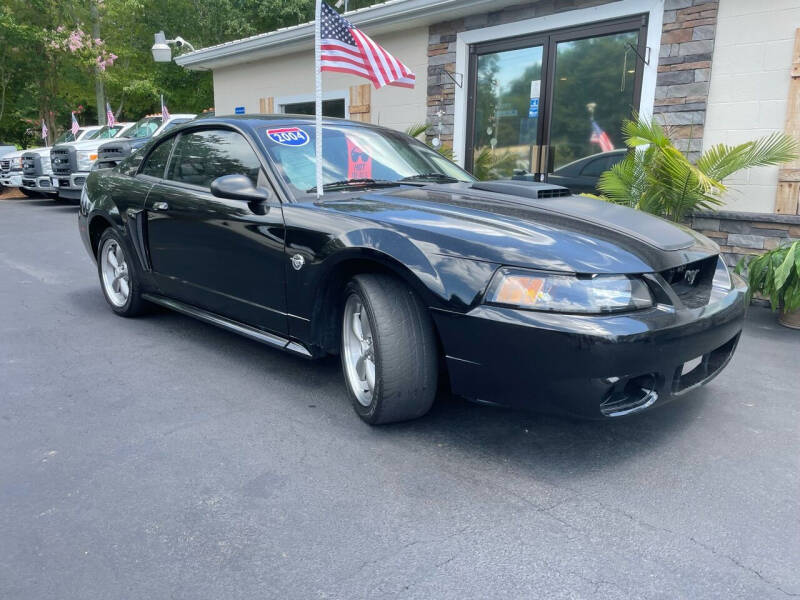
<box><xmin>152</xmin><ymin>201</ymin><xmax>169</xmax><ymax>211</ymax></box>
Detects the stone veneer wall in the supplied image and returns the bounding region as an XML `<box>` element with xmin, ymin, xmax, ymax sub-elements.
<box><xmin>690</xmin><ymin>212</ymin><xmax>800</xmax><ymax>268</ymax></box>
<box><xmin>654</xmin><ymin>0</ymin><xmax>719</xmax><ymax>161</ymax></box>
<box><xmin>426</xmin><ymin>0</ymin><xmax>718</xmax><ymax>160</ymax></box>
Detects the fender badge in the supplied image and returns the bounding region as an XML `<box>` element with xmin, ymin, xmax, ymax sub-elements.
<box><xmin>291</xmin><ymin>254</ymin><xmax>305</xmax><ymax>270</ymax></box>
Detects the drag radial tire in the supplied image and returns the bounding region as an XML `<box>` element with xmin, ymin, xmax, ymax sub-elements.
<box><xmin>340</xmin><ymin>274</ymin><xmax>438</xmax><ymax>425</ymax></box>
<box><xmin>96</xmin><ymin>228</ymin><xmax>148</xmax><ymax>317</ymax></box>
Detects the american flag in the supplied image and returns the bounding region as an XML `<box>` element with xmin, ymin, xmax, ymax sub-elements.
<box><xmin>590</xmin><ymin>119</ymin><xmax>615</xmax><ymax>153</ymax></box>
<box><xmin>106</xmin><ymin>102</ymin><xmax>116</xmax><ymax>127</ymax></box>
<box><xmin>71</xmin><ymin>112</ymin><xmax>80</xmax><ymax>135</ymax></box>
<box><xmin>41</xmin><ymin>120</ymin><xmax>48</xmax><ymax>142</ymax></box>
<box><xmin>161</xmin><ymin>95</ymin><xmax>170</xmax><ymax>121</ymax></box>
<box><xmin>319</xmin><ymin>2</ymin><xmax>414</xmax><ymax>89</ymax></box>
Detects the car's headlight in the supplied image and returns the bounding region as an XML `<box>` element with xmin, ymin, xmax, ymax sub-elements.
<box><xmin>711</xmin><ymin>256</ymin><xmax>732</xmax><ymax>290</ymax></box>
<box><xmin>485</xmin><ymin>268</ymin><xmax>654</xmax><ymax>314</ymax></box>
<box><xmin>77</xmin><ymin>151</ymin><xmax>98</xmax><ymax>171</ymax></box>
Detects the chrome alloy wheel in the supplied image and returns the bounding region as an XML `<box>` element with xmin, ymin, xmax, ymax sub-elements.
<box><xmin>100</xmin><ymin>238</ymin><xmax>130</xmax><ymax>307</ymax></box>
<box><xmin>342</xmin><ymin>294</ymin><xmax>376</xmax><ymax>407</ymax></box>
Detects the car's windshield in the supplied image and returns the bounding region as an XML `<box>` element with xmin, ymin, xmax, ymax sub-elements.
<box><xmin>54</xmin><ymin>130</ymin><xmax>78</xmax><ymax>144</ymax></box>
<box><xmin>91</xmin><ymin>125</ymin><xmax>126</xmax><ymax>140</ymax></box>
<box><xmin>82</xmin><ymin>128</ymin><xmax>102</xmax><ymax>141</ymax></box>
<box><xmin>122</xmin><ymin>117</ymin><xmax>162</xmax><ymax>139</ymax></box>
<box><xmin>259</xmin><ymin>124</ymin><xmax>474</xmax><ymax>197</ymax></box>
<box><xmin>159</xmin><ymin>118</ymin><xmax>192</xmax><ymax>134</ymax></box>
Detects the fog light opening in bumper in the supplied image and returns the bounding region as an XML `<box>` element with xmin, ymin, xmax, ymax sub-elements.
<box><xmin>600</xmin><ymin>374</ymin><xmax>658</xmax><ymax>417</ymax></box>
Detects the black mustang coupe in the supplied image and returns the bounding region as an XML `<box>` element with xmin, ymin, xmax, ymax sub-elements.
<box><xmin>78</xmin><ymin>115</ymin><xmax>747</xmax><ymax>424</ymax></box>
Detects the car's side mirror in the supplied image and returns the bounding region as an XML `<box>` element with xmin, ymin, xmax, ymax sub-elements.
<box><xmin>210</xmin><ymin>174</ymin><xmax>270</xmax><ymax>204</ymax></box>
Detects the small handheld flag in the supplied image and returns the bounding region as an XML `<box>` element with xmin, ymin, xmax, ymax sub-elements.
<box><xmin>161</xmin><ymin>95</ymin><xmax>170</xmax><ymax>121</ymax></box>
<box><xmin>41</xmin><ymin>120</ymin><xmax>48</xmax><ymax>144</ymax></box>
<box><xmin>319</xmin><ymin>1</ymin><xmax>415</xmax><ymax>89</ymax></box>
<box><xmin>71</xmin><ymin>112</ymin><xmax>80</xmax><ymax>136</ymax></box>
<box><xmin>590</xmin><ymin>119</ymin><xmax>614</xmax><ymax>153</ymax></box>
<box><xmin>106</xmin><ymin>102</ymin><xmax>116</xmax><ymax>127</ymax></box>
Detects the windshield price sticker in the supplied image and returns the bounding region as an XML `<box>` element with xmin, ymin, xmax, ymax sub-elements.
<box><xmin>266</xmin><ymin>127</ymin><xmax>309</xmax><ymax>146</ymax></box>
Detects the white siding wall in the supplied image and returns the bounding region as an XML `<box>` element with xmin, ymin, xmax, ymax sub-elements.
<box><xmin>211</xmin><ymin>26</ymin><xmax>429</xmax><ymax>133</ymax></box>
<box><xmin>703</xmin><ymin>0</ymin><xmax>800</xmax><ymax>213</ymax></box>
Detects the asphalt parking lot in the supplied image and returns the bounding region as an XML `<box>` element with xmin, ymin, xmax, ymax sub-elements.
<box><xmin>1</xmin><ymin>192</ymin><xmax>798</xmax><ymax>599</ymax></box>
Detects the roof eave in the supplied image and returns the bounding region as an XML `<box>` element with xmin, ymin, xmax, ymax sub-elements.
<box><xmin>175</xmin><ymin>0</ymin><xmax>522</xmax><ymax>71</ymax></box>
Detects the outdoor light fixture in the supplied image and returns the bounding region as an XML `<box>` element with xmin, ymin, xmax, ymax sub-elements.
<box><xmin>151</xmin><ymin>31</ymin><xmax>196</xmax><ymax>63</ymax></box>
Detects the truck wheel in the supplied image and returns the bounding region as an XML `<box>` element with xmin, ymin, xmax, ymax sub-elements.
<box><xmin>340</xmin><ymin>274</ymin><xmax>438</xmax><ymax>424</ymax></box>
<box><xmin>97</xmin><ymin>228</ymin><xmax>148</xmax><ymax>317</ymax></box>
<box><xmin>20</xmin><ymin>188</ymin><xmax>40</xmax><ymax>198</ymax></box>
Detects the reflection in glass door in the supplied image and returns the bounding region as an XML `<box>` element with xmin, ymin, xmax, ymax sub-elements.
<box><xmin>548</xmin><ymin>31</ymin><xmax>640</xmax><ymax>176</ymax></box>
<box><xmin>466</xmin><ymin>16</ymin><xmax>647</xmax><ymax>187</ymax></box>
<box><xmin>470</xmin><ymin>45</ymin><xmax>543</xmax><ymax>179</ymax></box>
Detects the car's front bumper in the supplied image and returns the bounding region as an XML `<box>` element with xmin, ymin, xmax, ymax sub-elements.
<box><xmin>0</xmin><ymin>173</ymin><xmax>23</xmax><ymax>187</ymax></box>
<box><xmin>53</xmin><ymin>172</ymin><xmax>89</xmax><ymax>199</ymax></box>
<box><xmin>22</xmin><ymin>176</ymin><xmax>56</xmax><ymax>194</ymax></box>
<box><xmin>432</xmin><ymin>276</ymin><xmax>747</xmax><ymax>418</ymax></box>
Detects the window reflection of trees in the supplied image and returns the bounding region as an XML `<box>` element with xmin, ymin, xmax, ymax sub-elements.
<box><xmin>169</xmin><ymin>130</ymin><xmax>261</xmax><ymax>188</ymax></box>
<box><xmin>472</xmin><ymin>31</ymin><xmax>639</xmax><ymax>174</ymax></box>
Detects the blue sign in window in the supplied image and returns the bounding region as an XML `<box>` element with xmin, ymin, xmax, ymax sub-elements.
<box><xmin>528</xmin><ymin>98</ymin><xmax>539</xmax><ymax>118</ymax></box>
<box><xmin>234</xmin><ymin>106</ymin><xmax>245</xmax><ymax>115</ymax></box>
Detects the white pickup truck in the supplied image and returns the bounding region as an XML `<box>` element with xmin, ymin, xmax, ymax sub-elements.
<box><xmin>24</xmin><ymin>125</ymin><xmax>129</xmax><ymax>198</ymax></box>
<box><xmin>2</xmin><ymin>127</ymin><xmax>101</xmax><ymax>197</ymax></box>
<box><xmin>49</xmin><ymin>123</ymin><xmax>139</xmax><ymax>200</ymax></box>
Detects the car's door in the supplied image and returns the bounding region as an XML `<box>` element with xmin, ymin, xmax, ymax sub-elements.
<box><xmin>142</xmin><ymin>127</ymin><xmax>287</xmax><ymax>335</ymax></box>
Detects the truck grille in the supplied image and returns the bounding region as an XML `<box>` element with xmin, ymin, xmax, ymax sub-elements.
<box><xmin>0</xmin><ymin>159</ymin><xmax>9</xmax><ymax>175</ymax></box>
<box><xmin>51</xmin><ymin>147</ymin><xmax>74</xmax><ymax>176</ymax></box>
<box><xmin>660</xmin><ymin>255</ymin><xmax>717</xmax><ymax>309</ymax></box>
<box><xmin>22</xmin><ymin>154</ymin><xmax>40</xmax><ymax>177</ymax></box>
<box><xmin>98</xmin><ymin>144</ymin><xmax>128</xmax><ymax>166</ymax></box>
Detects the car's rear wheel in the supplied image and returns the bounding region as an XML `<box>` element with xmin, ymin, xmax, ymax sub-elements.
<box><xmin>341</xmin><ymin>274</ymin><xmax>438</xmax><ymax>424</ymax></box>
<box><xmin>97</xmin><ymin>228</ymin><xmax>147</xmax><ymax>317</ymax></box>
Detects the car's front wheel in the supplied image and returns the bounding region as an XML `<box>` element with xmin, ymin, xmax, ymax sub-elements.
<box><xmin>341</xmin><ymin>274</ymin><xmax>438</xmax><ymax>424</ymax></box>
<box><xmin>97</xmin><ymin>228</ymin><xmax>148</xmax><ymax>317</ymax></box>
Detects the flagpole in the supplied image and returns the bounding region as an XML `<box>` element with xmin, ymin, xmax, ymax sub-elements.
<box><xmin>314</xmin><ymin>0</ymin><xmax>323</xmax><ymax>198</ymax></box>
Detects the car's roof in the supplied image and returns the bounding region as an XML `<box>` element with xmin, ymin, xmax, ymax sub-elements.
<box><xmin>172</xmin><ymin>114</ymin><xmax>382</xmax><ymax>133</ymax></box>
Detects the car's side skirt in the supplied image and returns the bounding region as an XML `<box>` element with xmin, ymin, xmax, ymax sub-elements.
<box><xmin>141</xmin><ymin>293</ymin><xmax>313</xmax><ymax>358</ymax></box>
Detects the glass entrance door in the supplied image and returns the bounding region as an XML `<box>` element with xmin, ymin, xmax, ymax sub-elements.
<box><xmin>547</xmin><ymin>29</ymin><xmax>641</xmax><ymax>180</ymax></box>
<box><xmin>466</xmin><ymin>16</ymin><xmax>647</xmax><ymax>187</ymax></box>
<box><xmin>467</xmin><ymin>43</ymin><xmax>545</xmax><ymax>180</ymax></box>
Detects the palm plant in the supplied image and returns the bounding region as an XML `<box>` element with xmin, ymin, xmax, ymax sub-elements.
<box><xmin>471</xmin><ymin>147</ymin><xmax>519</xmax><ymax>181</ymax></box>
<box><xmin>405</xmin><ymin>123</ymin><xmax>454</xmax><ymax>160</ymax></box>
<box><xmin>594</xmin><ymin>118</ymin><xmax>798</xmax><ymax>222</ymax></box>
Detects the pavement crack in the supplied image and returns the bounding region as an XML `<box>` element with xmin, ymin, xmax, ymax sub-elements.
<box><xmin>688</xmin><ymin>536</ymin><xmax>799</xmax><ymax>597</ymax></box>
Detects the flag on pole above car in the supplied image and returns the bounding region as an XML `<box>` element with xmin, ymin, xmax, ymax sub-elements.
<box><xmin>318</xmin><ymin>1</ymin><xmax>415</xmax><ymax>89</ymax></box>
<box><xmin>313</xmin><ymin>0</ymin><xmax>416</xmax><ymax>197</ymax></box>
<box><xmin>161</xmin><ymin>95</ymin><xmax>170</xmax><ymax>121</ymax></box>
<box><xmin>106</xmin><ymin>102</ymin><xmax>116</xmax><ymax>127</ymax></box>
<box><xmin>71</xmin><ymin>112</ymin><xmax>80</xmax><ymax>135</ymax></box>
<box><xmin>41</xmin><ymin>120</ymin><xmax>48</xmax><ymax>144</ymax></box>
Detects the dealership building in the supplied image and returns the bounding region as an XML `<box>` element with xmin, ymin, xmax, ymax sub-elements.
<box><xmin>176</xmin><ymin>0</ymin><xmax>800</xmax><ymax>263</ymax></box>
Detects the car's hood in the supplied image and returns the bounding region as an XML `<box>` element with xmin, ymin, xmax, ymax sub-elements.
<box><xmin>2</xmin><ymin>150</ymin><xmax>27</xmax><ymax>159</ymax></box>
<box><xmin>72</xmin><ymin>139</ymin><xmax>108</xmax><ymax>151</ymax></box>
<box><xmin>317</xmin><ymin>183</ymin><xmax>718</xmax><ymax>274</ymax></box>
<box><xmin>24</xmin><ymin>147</ymin><xmax>51</xmax><ymax>157</ymax></box>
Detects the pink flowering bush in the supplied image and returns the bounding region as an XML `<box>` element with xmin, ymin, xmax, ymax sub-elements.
<box><xmin>47</xmin><ymin>26</ymin><xmax>117</xmax><ymax>72</ymax></box>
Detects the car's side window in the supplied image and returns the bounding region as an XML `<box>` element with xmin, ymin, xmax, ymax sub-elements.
<box><xmin>166</xmin><ymin>129</ymin><xmax>261</xmax><ymax>189</ymax></box>
<box><xmin>580</xmin><ymin>156</ymin><xmax>612</xmax><ymax>178</ymax></box>
<box><xmin>140</xmin><ymin>138</ymin><xmax>175</xmax><ymax>179</ymax></box>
